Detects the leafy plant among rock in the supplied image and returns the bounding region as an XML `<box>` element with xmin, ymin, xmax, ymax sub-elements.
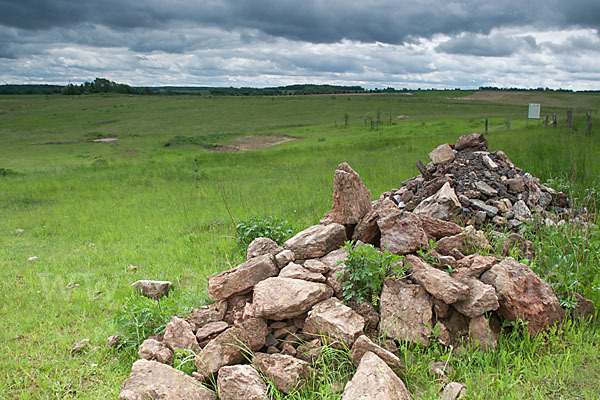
<box><xmin>338</xmin><ymin>241</ymin><xmax>405</xmax><ymax>307</ymax></box>
<box><xmin>236</xmin><ymin>216</ymin><xmax>294</xmax><ymax>248</ymax></box>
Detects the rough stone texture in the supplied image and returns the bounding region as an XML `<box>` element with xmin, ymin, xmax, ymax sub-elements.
<box><xmin>188</xmin><ymin>300</ymin><xmax>227</xmax><ymax>331</ymax></box>
<box><xmin>119</xmin><ymin>359</ymin><xmax>216</xmax><ymax>400</ymax></box>
<box><xmin>475</xmin><ymin>181</ymin><xmax>498</xmax><ymax>196</ymax></box>
<box><xmin>130</xmin><ymin>280</ymin><xmax>172</xmax><ymax>300</ymax></box>
<box><xmin>405</xmin><ymin>255</ymin><xmax>469</xmax><ymax>305</ymax></box>
<box><xmin>455</xmin><ymin>132</ymin><xmax>488</xmax><ymax>151</ymax></box>
<box><xmin>107</xmin><ymin>335</ymin><xmax>122</xmax><ymax>348</ymax></box>
<box><xmin>441</xmin><ymin>382</ymin><xmax>466</xmax><ymax>400</ymax></box>
<box><xmin>438</xmin><ymin>308</ymin><xmax>470</xmax><ymax>345</ymax></box>
<box><xmin>162</xmin><ymin>316</ymin><xmax>199</xmax><ymax>352</ymax></box>
<box><xmin>481</xmin><ymin>257</ymin><xmax>565</xmax><ymax>335</ymax></box>
<box><xmin>413</xmin><ymin>182</ymin><xmax>462</xmax><ymax>221</ymax></box>
<box><xmin>352</xmin><ymin>199</ymin><xmax>397</xmax><ymax>245</ymax></box>
<box><xmin>469</xmin><ymin>315</ymin><xmax>497</xmax><ymax>351</ymax></box>
<box><xmin>321</xmin><ymin>248</ymin><xmax>349</xmax><ymax>298</ymax></box>
<box><xmin>570</xmin><ymin>292</ymin><xmax>595</xmax><ymax>319</ymax></box>
<box><xmin>501</xmin><ymin>233</ymin><xmax>535</xmax><ymax>260</ymax></box>
<box><xmin>252</xmin><ymin>353</ymin><xmax>309</xmax><ymax>394</ymax></box>
<box><xmin>469</xmin><ymin>198</ymin><xmax>498</xmax><ymax>217</ymax></box>
<box><xmin>417</xmin><ymin>214</ymin><xmax>462</xmax><ymax>240</ymax></box>
<box><xmin>452</xmin><ymin>276</ymin><xmax>499</xmax><ymax>318</ymax></box>
<box><xmin>208</xmin><ymin>254</ymin><xmax>278</xmax><ymax>301</ymax></box>
<box><xmin>512</xmin><ymin>200</ymin><xmax>532</xmax><ymax>221</ymax></box>
<box><xmin>195</xmin><ymin>321</ymin><xmax>229</xmax><ymax>341</ymax></box>
<box><xmin>223</xmin><ymin>294</ymin><xmax>252</xmax><ymax>325</ymax></box>
<box><xmin>275</xmin><ymin>249</ymin><xmax>295</xmax><ymax>269</ymax></box>
<box><xmin>217</xmin><ymin>364</ymin><xmax>268</xmax><ymax>400</ymax></box>
<box><xmin>429</xmin><ymin>143</ymin><xmax>455</xmax><ymax>164</ymax></box>
<box><xmin>455</xmin><ymin>254</ymin><xmax>499</xmax><ymax>278</ymax></box>
<box><xmin>279</xmin><ymin>262</ymin><xmax>326</xmax><ymax>282</ymax></box>
<box><xmin>138</xmin><ymin>338</ymin><xmax>174</xmax><ymax>365</ymax></box>
<box><xmin>436</xmin><ymin>228</ymin><xmax>491</xmax><ymax>256</ymax></box>
<box><xmin>378</xmin><ymin>210</ymin><xmax>428</xmax><ymax>255</ymax></box>
<box><xmin>350</xmin><ymin>335</ymin><xmax>404</xmax><ymax>372</ymax></box>
<box><xmin>341</xmin><ymin>351</ymin><xmax>412</xmax><ymax>400</ymax></box>
<box><xmin>284</xmin><ymin>224</ymin><xmax>347</xmax><ymax>261</ymax></box>
<box><xmin>303</xmin><ymin>298</ymin><xmax>365</xmax><ymax>347</ymax></box>
<box><xmin>303</xmin><ymin>259</ymin><xmax>330</xmax><ymax>274</ymax></box>
<box><xmin>321</xmin><ymin>162</ymin><xmax>372</xmax><ymax>225</ymax></box>
<box><xmin>71</xmin><ymin>339</ymin><xmax>90</xmax><ymax>354</ymax></box>
<box><xmin>379</xmin><ymin>278</ymin><xmax>433</xmax><ymax>346</ymax></box>
<box><xmin>247</xmin><ymin>237</ymin><xmax>283</xmax><ymax>261</ymax></box>
<box><xmin>251</xmin><ymin>277</ymin><xmax>334</xmax><ymax>320</ymax></box>
<box><xmin>195</xmin><ymin>318</ymin><xmax>268</xmax><ymax>377</ymax></box>
<box><xmin>347</xmin><ymin>300</ymin><xmax>380</xmax><ymax>332</ymax></box>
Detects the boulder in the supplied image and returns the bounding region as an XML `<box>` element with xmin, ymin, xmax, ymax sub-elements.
<box><xmin>195</xmin><ymin>318</ymin><xmax>268</xmax><ymax>377</ymax></box>
<box><xmin>187</xmin><ymin>300</ymin><xmax>228</xmax><ymax>331</ymax></box>
<box><xmin>405</xmin><ymin>255</ymin><xmax>469</xmax><ymax>305</ymax></box>
<box><xmin>350</xmin><ymin>335</ymin><xmax>404</xmax><ymax>372</ymax></box>
<box><xmin>279</xmin><ymin>262</ymin><xmax>326</xmax><ymax>282</ymax></box>
<box><xmin>436</xmin><ymin>228</ymin><xmax>490</xmax><ymax>256</ymax></box>
<box><xmin>413</xmin><ymin>182</ymin><xmax>462</xmax><ymax>221</ymax></box>
<box><xmin>378</xmin><ymin>210</ymin><xmax>428</xmax><ymax>255</ymax></box>
<box><xmin>379</xmin><ymin>278</ymin><xmax>433</xmax><ymax>346</ymax></box>
<box><xmin>570</xmin><ymin>292</ymin><xmax>595</xmax><ymax>319</ymax></box>
<box><xmin>455</xmin><ymin>133</ymin><xmax>487</xmax><ymax>151</ymax></box>
<box><xmin>138</xmin><ymin>338</ymin><xmax>173</xmax><ymax>365</ymax></box>
<box><xmin>475</xmin><ymin>181</ymin><xmax>498</xmax><ymax>197</ymax></box>
<box><xmin>208</xmin><ymin>254</ymin><xmax>278</xmax><ymax>301</ymax></box>
<box><xmin>195</xmin><ymin>321</ymin><xmax>229</xmax><ymax>341</ymax></box>
<box><xmin>252</xmin><ymin>353</ymin><xmax>309</xmax><ymax>394</ymax></box>
<box><xmin>275</xmin><ymin>249</ymin><xmax>295</xmax><ymax>269</ymax></box>
<box><xmin>353</xmin><ymin>199</ymin><xmax>397</xmax><ymax>245</ymax></box>
<box><xmin>512</xmin><ymin>200</ymin><xmax>532</xmax><ymax>221</ymax></box>
<box><xmin>341</xmin><ymin>352</ymin><xmax>412</xmax><ymax>400</ymax></box>
<box><xmin>417</xmin><ymin>214</ymin><xmax>462</xmax><ymax>240</ymax></box>
<box><xmin>468</xmin><ymin>315</ymin><xmax>497</xmax><ymax>351</ymax></box>
<box><xmin>480</xmin><ymin>257</ymin><xmax>564</xmax><ymax>335</ymax></box>
<box><xmin>251</xmin><ymin>277</ymin><xmax>334</xmax><ymax>320</ymax></box>
<box><xmin>247</xmin><ymin>237</ymin><xmax>283</xmax><ymax>261</ymax></box>
<box><xmin>452</xmin><ymin>277</ymin><xmax>499</xmax><ymax>318</ymax></box>
<box><xmin>162</xmin><ymin>316</ymin><xmax>199</xmax><ymax>352</ymax></box>
<box><xmin>217</xmin><ymin>364</ymin><xmax>268</xmax><ymax>400</ymax></box>
<box><xmin>130</xmin><ymin>280</ymin><xmax>172</xmax><ymax>300</ymax></box>
<box><xmin>284</xmin><ymin>224</ymin><xmax>347</xmax><ymax>261</ymax></box>
<box><xmin>455</xmin><ymin>254</ymin><xmax>498</xmax><ymax>278</ymax></box>
<box><xmin>119</xmin><ymin>359</ymin><xmax>216</xmax><ymax>400</ymax></box>
<box><xmin>321</xmin><ymin>162</ymin><xmax>372</xmax><ymax>225</ymax></box>
<box><xmin>303</xmin><ymin>298</ymin><xmax>365</xmax><ymax>348</ymax></box>
<box><xmin>429</xmin><ymin>143</ymin><xmax>455</xmax><ymax>164</ymax></box>
<box><xmin>303</xmin><ymin>259</ymin><xmax>330</xmax><ymax>274</ymax></box>
<box><xmin>441</xmin><ymin>382</ymin><xmax>466</xmax><ymax>400</ymax></box>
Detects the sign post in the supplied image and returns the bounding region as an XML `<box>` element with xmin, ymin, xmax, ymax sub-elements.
<box><xmin>527</xmin><ymin>103</ymin><xmax>541</xmax><ymax>126</ymax></box>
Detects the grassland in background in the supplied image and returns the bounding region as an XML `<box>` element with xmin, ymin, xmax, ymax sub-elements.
<box><xmin>1</xmin><ymin>91</ymin><xmax>599</xmax><ymax>399</ymax></box>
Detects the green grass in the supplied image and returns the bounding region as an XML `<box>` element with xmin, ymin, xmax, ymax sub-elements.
<box><xmin>1</xmin><ymin>91</ymin><xmax>599</xmax><ymax>398</ymax></box>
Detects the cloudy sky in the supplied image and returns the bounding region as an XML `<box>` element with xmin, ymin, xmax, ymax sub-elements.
<box><xmin>1</xmin><ymin>0</ymin><xmax>599</xmax><ymax>89</ymax></box>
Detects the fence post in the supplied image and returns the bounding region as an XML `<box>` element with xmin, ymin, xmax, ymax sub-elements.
<box><xmin>506</xmin><ymin>119</ymin><xmax>510</xmax><ymax>130</ymax></box>
<box><xmin>552</xmin><ymin>113</ymin><xmax>557</xmax><ymax>128</ymax></box>
<box><xmin>485</xmin><ymin>118</ymin><xmax>488</xmax><ymax>134</ymax></box>
<box><xmin>567</xmin><ymin>109</ymin><xmax>572</xmax><ymax>128</ymax></box>
<box><xmin>586</xmin><ymin>109</ymin><xmax>592</xmax><ymax>135</ymax></box>
<box><xmin>544</xmin><ymin>114</ymin><xmax>549</xmax><ymax>128</ymax></box>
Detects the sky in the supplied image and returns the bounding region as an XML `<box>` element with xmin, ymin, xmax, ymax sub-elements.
<box><xmin>1</xmin><ymin>0</ymin><xmax>600</xmax><ymax>90</ymax></box>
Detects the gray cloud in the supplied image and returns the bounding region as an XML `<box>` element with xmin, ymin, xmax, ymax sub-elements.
<box><xmin>437</xmin><ymin>33</ymin><xmax>539</xmax><ymax>57</ymax></box>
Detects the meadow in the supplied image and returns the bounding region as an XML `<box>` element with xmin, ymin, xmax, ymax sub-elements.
<box><xmin>1</xmin><ymin>90</ymin><xmax>599</xmax><ymax>399</ymax></box>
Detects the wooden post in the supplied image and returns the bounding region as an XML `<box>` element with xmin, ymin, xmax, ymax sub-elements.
<box><xmin>544</xmin><ymin>114</ymin><xmax>549</xmax><ymax>127</ymax></box>
<box><xmin>485</xmin><ymin>118</ymin><xmax>488</xmax><ymax>134</ymax></box>
<box><xmin>506</xmin><ymin>119</ymin><xmax>510</xmax><ymax>130</ymax></box>
<box><xmin>567</xmin><ymin>109</ymin><xmax>572</xmax><ymax>128</ymax></box>
<box><xmin>586</xmin><ymin>109</ymin><xmax>592</xmax><ymax>135</ymax></box>
<box><xmin>552</xmin><ymin>113</ymin><xmax>557</xmax><ymax>128</ymax></box>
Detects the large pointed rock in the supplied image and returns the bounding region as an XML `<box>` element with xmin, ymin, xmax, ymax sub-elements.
<box><xmin>195</xmin><ymin>318</ymin><xmax>268</xmax><ymax>377</ymax></box>
<box><xmin>251</xmin><ymin>277</ymin><xmax>334</xmax><ymax>320</ymax></box>
<box><xmin>352</xmin><ymin>198</ymin><xmax>397</xmax><ymax>245</ymax></box>
<box><xmin>284</xmin><ymin>224</ymin><xmax>347</xmax><ymax>261</ymax></box>
<box><xmin>341</xmin><ymin>352</ymin><xmax>412</xmax><ymax>400</ymax></box>
<box><xmin>379</xmin><ymin>278</ymin><xmax>433</xmax><ymax>346</ymax></box>
<box><xmin>321</xmin><ymin>162</ymin><xmax>372</xmax><ymax>225</ymax></box>
<box><xmin>405</xmin><ymin>255</ymin><xmax>469</xmax><ymax>305</ymax></box>
<box><xmin>413</xmin><ymin>182</ymin><xmax>462</xmax><ymax>221</ymax></box>
<box><xmin>119</xmin><ymin>359</ymin><xmax>216</xmax><ymax>400</ymax></box>
<box><xmin>480</xmin><ymin>257</ymin><xmax>564</xmax><ymax>335</ymax></box>
<box><xmin>378</xmin><ymin>210</ymin><xmax>428</xmax><ymax>255</ymax></box>
<box><xmin>208</xmin><ymin>254</ymin><xmax>278</xmax><ymax>301</ymax></box>
<box><xmin>303</xmin><ymin>298</ymin><xmax>365</xmax><ymax>348</ymax></box>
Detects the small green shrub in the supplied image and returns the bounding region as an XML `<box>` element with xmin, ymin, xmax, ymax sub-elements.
<box><xmin>0</xmin><ymin>167</ymin><xmax>18</xmax><ymax>176</ymax></box>
<box><xmin>236</xmin><ymin>216</ymin><xmax>294</xmax><ymax>248</ymax></box>
<box><xmin>173</xmin><ymin>349</ymin><xmax>197</xmax><ymax>375</ymax></box>
<box><xmin>338</xmin><ymin>241</ymin><xmax>405</xmax><ymax>307</ymax></box>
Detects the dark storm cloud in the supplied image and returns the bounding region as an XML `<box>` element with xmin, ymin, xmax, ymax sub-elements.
<box><xmin>1</xmin><ymin>0</ymin><xmax>598</xmax><ymax>45</ymax></box>
<box><xmin>437</xmin><ymin>33</ymin><xmax>539</xmax><ymax>57</ymax></box>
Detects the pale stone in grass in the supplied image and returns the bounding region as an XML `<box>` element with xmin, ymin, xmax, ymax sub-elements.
<box><xmin>131</xmin><ymin>279</ymin><xmax>172</xmax><ymax>299</ymax></box>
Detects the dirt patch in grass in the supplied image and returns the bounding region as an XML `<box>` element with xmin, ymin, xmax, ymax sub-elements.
<box><xmin>222</xmin><ymin>135</ymin><xmax>297</xmax><ymax>151</ymax></box>
<box><xmin>96</xmin><ymin>119</ymin><xmax>119</xmax><ymax>125</ymax></box>
<box><xmin>456</xmin><ymin>91</ymin><xmax>506</xmax><ymax>101</ymax></box>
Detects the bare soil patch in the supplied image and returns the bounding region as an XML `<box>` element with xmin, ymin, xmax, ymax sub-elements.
<box><xmin>219</xmin><ymin>135</ymin><xmax>297</xmax><ymax>151</ymax></box>
<box><xmin>456</xmin><ymin>91</ymin><xmax>506</xmax><ymax>101</ymax></box>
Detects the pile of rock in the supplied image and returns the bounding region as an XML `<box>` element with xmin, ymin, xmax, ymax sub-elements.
<box><xmin>380</xmin><ymin>133</ymin><xmax>570</xmax><ymax>229</ymax></box>
<box><xmin>118</xmin><ymin>138</ymin><xmax>591</xmax><ymax>400</ymax></box>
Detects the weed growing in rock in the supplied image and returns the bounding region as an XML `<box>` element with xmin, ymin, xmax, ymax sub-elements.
<box><xmin>236</xmin><ymin>216</ymin><xmax>294</xmax><ymax>248</ymax></box>
<box><xmin>338</xmin><ymin>241</ymin><xmax>405</xmax><ymax>307</ymax></box>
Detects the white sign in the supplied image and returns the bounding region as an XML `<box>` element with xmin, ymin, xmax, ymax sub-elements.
<box><xmin>528</xmin><ymin>103</ymin><xmax>541</xmax><ymax>119</ymax></box>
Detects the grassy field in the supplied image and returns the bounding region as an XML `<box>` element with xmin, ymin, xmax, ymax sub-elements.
<box><xmin>1</xmin><ymin>91</ymin><xmax>599</xmax><ymax>399</ymax></box>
